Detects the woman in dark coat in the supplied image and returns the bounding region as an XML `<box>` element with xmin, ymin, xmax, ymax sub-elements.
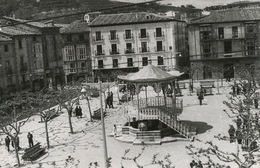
<box><xmin>78</xmin><ymin>106</ymin><xmax>82</xmax><ymax>118</ymax></box>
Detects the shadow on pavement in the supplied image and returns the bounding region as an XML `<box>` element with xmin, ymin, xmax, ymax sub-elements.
<box><xmin>181</xmin><ymin>120</ymin><xmax>213</xmax><ymax>134</ymax></box>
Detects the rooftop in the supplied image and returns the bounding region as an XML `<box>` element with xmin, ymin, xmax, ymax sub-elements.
<box><xmin>191</xmin><ymin>8</ymin><xmax>260</xmax><ymax>24</ymax></box>
<box><xmin>0</xmin><ymin>34</ymin><xmax>11</xmax><ymax>41</ymax></box>
<box><xmin>60</xmin><ymin>20</ymin><xmax>89</xmax><ymax>33</ymax></box>
<box><xmin>89</xmin><ymin>12</ymin><xmax>179</xmax><ymax>27</ymax></box>
<box><xmin>0</xmin><ymin>26</ymin><xmax>41</xmax><ymax>36</ymax></box>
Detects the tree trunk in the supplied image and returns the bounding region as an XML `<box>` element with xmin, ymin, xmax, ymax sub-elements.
<box><xmin>86</xmin><ymin>97</ymin><xmax>93</xmax><ymax>122</ymax></box>
<box><xmin>45</xmin><ymin>120</ymin><xmax>50</xmax><ymax>149</ymax></box>
<box><xmin>68</xmin><ymin>110</ymin><xmax>74</xmax><ymax>133</ymax></box>
<box><xmin>13</xmin><ymin>138</ymin><xmax>21</xmax><ymax>167</ymax></box>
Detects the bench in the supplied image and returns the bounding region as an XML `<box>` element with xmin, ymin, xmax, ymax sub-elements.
<box><xmin>92</xmin><ymin>108</ymin><xmax>107</xmax><ymax>120</ymax></box>
<box><xmin>200</xmin><ymin>80</ymin><xmax>215</xmax><ymax>95</ymax></box>
<box><xmin>40</xmin><ymin>109</ymin><xmax>59</xmax><ymax>122</ymax></box>
<box><xmin>22</xmin><ymin>142</ymin><xmax>46</xmax><ymax>162</ymax></box>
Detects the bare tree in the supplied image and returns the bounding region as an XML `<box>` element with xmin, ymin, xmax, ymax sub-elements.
<box><xmin>0</xmin><ymin>92</ymin><xmax>35</xmax><ymax>167</ymax></box>
<box><xmin>186</xmin><ymin>65</ymin><xmax>260</xmax><ymax>168</ymax></box>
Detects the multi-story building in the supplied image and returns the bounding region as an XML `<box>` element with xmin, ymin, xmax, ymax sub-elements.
<box><xmin>60</xmin><ymin>20</ymin><xmax>92</xmax><ymax>83</ymax></box>
<box><xmin>188</xmin><ymin>8</ymin><xmax>260</xmax><ymax>80</ymax></box>
<box><xmin>89</xmin><ymin>12</ymin><xmax>187</xmax><ymax>81</ymax></box>
<box><xmin>0</xmin><ymin>16</ymin><xmax>63</xmax><ymax>94</ymax></box>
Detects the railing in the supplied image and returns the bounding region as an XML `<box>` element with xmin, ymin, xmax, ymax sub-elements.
<box><xmin>109</xmin><ymin>34</ymin><xmax>119</xmax><ymax>41</ymax></box>
<box><xmin>245</xmin><ymin>33</ymin><xmax>257</xmax><ymax>39</ymax></box>
<box><xmin>123</xmin><ymin>33</ymin><xmax>134</xmax><ymax>40</ymax></box>
<box><xmin>154</xmin><ymin>46</ymin><xmax>165</xmax><ymax>52</ymax></box>
<box><xmin>125</xmin><ymin>48</ymin><xmax>135</xmax><ymax>54</ymax></box>
<box><xmin>95</xmin><ymin>50</ymin><xmax>105</xmax><ymax>56</ymax></box>
<box><xmin>109</xmin><ymin>49</ymin><xmax>120</xmax><ymax>55</ymax></box>
<box><xmin>154</xmin><ymin>32</ymin><xmax>164</xmax><ymax>38</ymax></box>
<box><xmin>139</xmin><ymin>33</ymin><xmax>149</xmax><ymax>39</ymax></box>
<box><xmin>93</xmin><ymin>36</ymin><xmax>104</xmax><ymax>42</ymax></box>
<box><xmin>139</xmin><ymin>47</ymin><xmax>150</xmax><ymax>53</ymax></box>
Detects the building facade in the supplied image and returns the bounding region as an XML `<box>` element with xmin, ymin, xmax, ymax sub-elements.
<box><xmin>188</xmin><ymin>8</ymin><xmax>260</xmax><ymax>80</ymax></box>
<box><xmin>60</xmin><ymin>20</ymin><xmax>92</xmax><ymax>83</ymax></box>
<box><xmin>0</xmin><ymin>16</ymin><xmax>63</xmax><ymax>94</ymax></box>
<box><xmin>89</xmin><ymin>12</ymin><xmax>187</xmax><ymax>81</ymax></box>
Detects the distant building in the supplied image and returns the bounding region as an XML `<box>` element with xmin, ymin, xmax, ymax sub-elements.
<box><xmin>0</xmin><ymin>16</ymin><xmax>63</xmax><ymax>94</ymax></box>
<box><xmin>60</xmin><ymin>20</ymin><xmax>92</xmax><ymax>83</ymax></box>
<box><xmin>89</xmin><ymin>12</ymin><xmax>187</xmax><ymax>81</ymax></box>
<box><xmin>188</xmin><ymin>8</ymin><xmax>260</xmax><ymax>80</ymax></box>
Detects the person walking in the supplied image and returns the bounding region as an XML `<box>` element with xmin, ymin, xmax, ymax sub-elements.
<box><xmin>228</xmin><ymin>125</ymin><xmax>236</xmax><ymax>143</ymax></box>
<box><xmin>27</xmin><ymin>132</ymin><xmax>34</xmax><ymax>148</ymax></box>
<box><xmin>5</xmin><ymin>136</ymin><xmax>10</xmax><ymax>152</ymax></box>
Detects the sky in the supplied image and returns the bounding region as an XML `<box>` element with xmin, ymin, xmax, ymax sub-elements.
<box><xmin>112</xmin><ymin>0</ymin><xmax>260</xmax><ymax>9</ymax></box>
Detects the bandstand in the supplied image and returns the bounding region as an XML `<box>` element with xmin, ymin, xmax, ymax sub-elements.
<box><xmin>118</xmin><ymin>65</ymin><xmax>196</xmax><ymax>144</ymax></box>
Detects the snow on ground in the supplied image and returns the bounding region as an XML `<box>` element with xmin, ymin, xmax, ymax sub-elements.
<box><xmin>0</xmin><ymin>80</ymin><xmax>259</xmax><ymax>168</ymax></box>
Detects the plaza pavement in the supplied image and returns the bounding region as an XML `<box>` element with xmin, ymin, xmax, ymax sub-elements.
<box><xmin>0</xmin><ymin>79</ymin><xmax>259</xmax><ymax>168</ymax></box>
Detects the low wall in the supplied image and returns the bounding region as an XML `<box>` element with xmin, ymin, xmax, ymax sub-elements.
<box><xmin>122</xmin><ymin>126</ymin><xmax>161</xmax><ymax>140</ymax></box>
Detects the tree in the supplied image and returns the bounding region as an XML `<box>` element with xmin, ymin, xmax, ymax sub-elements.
<box><xmin>186</xmin><ymin>65</ymin><xmax>260</xmax><ymax>168</ymax></box>
<box><xmin>0</xmin><ymin>92</ymin><xmax>35</xmax><ymax>167</ymax></box>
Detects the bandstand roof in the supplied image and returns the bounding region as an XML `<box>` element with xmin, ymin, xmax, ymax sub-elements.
<box><xmin>118</xmin><ymin>64</ymin><xmax>183</xmax><ymax>83</ymax></box>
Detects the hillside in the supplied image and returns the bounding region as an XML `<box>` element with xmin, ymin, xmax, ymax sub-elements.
<box><xmin>0</xmin><ymin>0</ymin><xmax>201</xmax><ymax>23</ymax></box>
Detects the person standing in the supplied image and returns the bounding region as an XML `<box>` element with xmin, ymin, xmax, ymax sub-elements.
<box><xmin>78</xmin><ymin>106</ymin><xmax>82</xmax><ymax>118</ymax></box>
<box><xmin>236</xmin><ymin>116</ymin><xmax>242</xmax><ymax>129</ymax></box>
<box><xmin>198</xmin><ymin>88</ymin><xmax>204</xmax><ymax>106</ymax></box>
<box><xmin>236</xmin><ymin>129</ymin><xmax>242</xmax><ymax>145</ymax></box>
<box><xmin>106</xmin><ymin>92</ymin><xmax>110</xmax><ymax>108</ymax></box>
<box><xmin>27</xmin><ymin>132</ymin><xmax>34</xmax><ymax>148</ymax></box>
<box><xmin>110</xmin><ymin>91</ymin><xmax>114</xmax><ymax>108</ymax></box>
<box><xmin>228</xmin><ymin>125</ymin><xmax>236</xmax><ymax>143</ymax></box>
<box><xmin>113</xmin><ymin>124</ymin><xmax>117</xmax><ymax>137</ymax></box>
<box><xmin>190</xmin><ymin>160</ymin><xmax>196</xmax><ymax>168</ymax></box>
<box><xmin>5</xmin><ymin>136</ymin><xmax>10</xmax><ymax>152</ymax></box>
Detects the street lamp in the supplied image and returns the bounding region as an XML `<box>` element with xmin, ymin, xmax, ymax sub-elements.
<box><xmin>81</xmin><ymin>87</ymin><xmax>93</xmax><ymax>122</ymax></box>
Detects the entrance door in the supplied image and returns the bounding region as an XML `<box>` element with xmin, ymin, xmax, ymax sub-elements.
<box><xmin>223</xmin><ymin>64</ymin><xmax>234</xmax><ymax>79</ymax></box>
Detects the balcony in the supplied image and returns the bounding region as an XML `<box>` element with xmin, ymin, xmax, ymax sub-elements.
<box><xmin>68</xmin><ymin>68</ymin><xmax>76</xmax><ymax>73</ymax></box>
<box><xmin>154</xmin><ymin>46</ymin><xmax>165</xmax><ymax>52</ymax></box>
<box><xmin>109</xmin><ymin>34</ymin><xmax>119</xmax><ymax>41</ymax></box>
<box><xmin>154</xmin><ymin>32</ymin><xmax>164</xmax><ymax>38</ymax></box>
<box><xmin>139</xmin><ymin>33</ymin><xmax>149</xmax><ymax>39</ymax></box>
<box><xmin>125</xmin><ymin>48</ymin><xmax>135</xmax><ymax>54</ymax></box>
<box><xmin>139</xmin><ymin>47</ymin><xmax>150</xmax><ymax>53</ymax></box>
<box><xmin>93</xmin><ymin>36</ymin><xmax>104</xmax><ymax>42</ymax></box>
<box><xmin>98</xmin><ymin>64</ymin><xmax>104</xmax><ymax>69</ymax></box>
<box><xmin>245</xmin><ymin>33</ymin><xmax>257</xmax><ymax>39</ymax></box>
<box><xmin>20</xmin><ymin>63</ymin><xmax>28</xmax><ymax>73</ymax></box>
<box><xmin>124</xmin><ymin>33</ymin><xmax>134</xmax><ymax>40</ymax></box>
<box><xmin>95</xmin><ymin>50</ymin><xmax>105</xmax><ymax>56</ymax></box>
<box><xmin>200</xmin><ymin>35</ymin><xmax>213</xmax><ymax>41</ymax></box>
<box><xmin>65</xmin><ymin>56</ymin><xmax>75</xmax><ymax>61</ymax></box>
<box><xmin>109</xmin><ymin>49</ymin><xmax>120</xmax><ymax>55</ymax></box>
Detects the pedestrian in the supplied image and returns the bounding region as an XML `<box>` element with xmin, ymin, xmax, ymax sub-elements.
<box><xmin>78</xmin><ymin>106</ymin><xmax>82</xmax><ymax>118</ymax></box>
<box><xmin>110</xmin><ymin>91</ymin><xmax>114</xmax><ymax>108</ymax></box>
<box><xmin>237</xmin><ymin>85</ymin><xmax>240</xmax><ymax>95</ymax></box>
<box><xmin>232</xmin><ymin>85</ymin><xmax>236</xmax><ymax>96</ymax></box>
<box><xmin>75</xmin><ymin>106</ymin><xmax>79</xmax><ymax>118</ymax></box>
<box><xmin>13</xmin><ymin>133</ymin><xmax>21</xmax><ymax>151</ymax></box>
<box><xmin>190</xmin><ymin>160</ymin><xmax>196</xmax><ymax>168</ymax></box>
<box><xmin>198</xmin><ymin>87</ymin><xmax>204</xmax><ymax>106</ymax></box>
<box><xmin>228</xmin><ymin>125</ymin><xmax>236</xmax><ymax>143</ymax></box>
<box><xmin>236</xmin><ymin>116</ymin><xmax>242</xmax><ymax>129</ymax></box>
<box><xmin>113</xmin><ymin>124</ymin><xmax>117</xmax><ymax>137</ymax></box>
<box><xmin>236</xmin><ymin>129</ymin><xmax>242</xmax><ymax>145</ymax></box>
<box><xmin>27</xmin><ymin>132</ymin><xmax>34</xmax><ymax>148</ymax></box>
<box><xmin>197</xmin><ymin>161</ymin><xmax>203</xmax><ymax>168</ymax></box>
<box><xmin>5</xmin><ymin>136</ymin><xmax>10</xmax><ymax>152</ymax></box>
<box><xmin>106</xmin><ymin>92</ymin><xmax>110</xmax><ymax>108</ymax></box>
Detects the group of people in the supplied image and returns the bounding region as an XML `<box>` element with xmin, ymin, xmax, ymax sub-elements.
<box><xmin>190</xmin><ymin>160</ymin><xmax>203</xmax><ymax>168</ymax></box>
<box><xmin>106</xmin><ymin>91</ymin><xmax>114</xmax><ymax>109</ymax></box>
<box><xmin>5</xmin><ymin>132</ymin><xmax>34</xmax><ymax>152</ymax></box>
<box><xmin>75</xmin><ymin>106</ymin><xmax>83</xmax><ymax>118</ymax></box>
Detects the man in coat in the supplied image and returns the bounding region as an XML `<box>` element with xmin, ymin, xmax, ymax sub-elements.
<box><xmin>5</xmin><ymin>136</ymin><xmax>10</xmax><ymax>152</ymax></box>
<box><xmin>27</xmin><ymin>132</ymin><xmax>34</xmax><ymax>148</ymax></box>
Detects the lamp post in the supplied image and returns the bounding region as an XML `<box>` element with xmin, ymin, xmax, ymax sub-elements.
<box><xmin>81</xmin><ymin>87</ymin><xmax>93</xmax><ymax>122</ymax></box>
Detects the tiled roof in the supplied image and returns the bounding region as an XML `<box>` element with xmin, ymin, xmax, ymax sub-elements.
<box><xmin>89</xmin><ymin>12</ymin><xmax>178</xmax><ymax>27</ymax></box>
<box><xmin>191</xmin><ymin>8</ymin><xmax>260</xmax><ymax>24</ymax></box>
<box><xmin>0</xmin><ymin>34</ymin><xmax>11</xmax><ymax>41</ymax></box>
<box><xmin>60</xmin><ymin>20</ymin><xmax>89</xmax><ymax>33</ymax></box>
<box><xmin>2</xmin><ymin>16</ymin><xmax>58</xmax><ymax>28</ymax></box>
<box><xmin>0</xmin><ymin>26</ymin><xmax>41</xmax><ymax>35</ymax></box>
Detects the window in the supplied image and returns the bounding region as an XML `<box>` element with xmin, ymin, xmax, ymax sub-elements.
<box><xmin>157</xmin><ymin>56</ymin><xmax>163</xmax><ymax>65</ymax></box>
<box><xmin>64</xmin><ymin>46</ymin><xmax>75</xmax><ymax>60</ymax></box>
<box><xmin>203</xmin><ymin>66</ymin><xmax>212</xmax><ymax>79</ymax></box>
<box><xmin>199</xmin><ymin>26</ymin><xmax>212</xmax><ymax>40</ymax></box>
<box><xmin>224</xmin><ymin>40</ymin><xmax>232</xmax><ymax>53</ymax></box>
<box><xmin>95</xmin><ymin>31</ymin><xmax>102</xmax><ymax>41</ymax></box>
<box><xmin>141</xmin><ymin>42</ymin><xmax>147</xmax><ymax>52</ymax></box>
<box><xmin>125</xmin><ymin>29</ymin><xmax>132</xmax><ymax>39</ymax></box>
<box><xmin>67</xmin><ymin>35</ymin><xmax>72</xmax><ymax>42</ymax></box>
<box><xmin>155</xmin><ymin>27</ymin><xmax>162</xmax><ymax>37</ymax></box>
<box><xmin>113</xmin><ymin>59</ymin><xmax>118</xmax><ymax>68</ymax></box>
<box><xmin>4</xmin><ymin>45</ymin><xmax>8</xmax><ymax>52</ymax></box>
<box><xmin>111</xmin><ymin>44</ymin><xmax>118</xmax><ymax>54</ymax></box>
<box><xmin>79</xmin><ymin>34</ymin><xmax>84</xmax><ymax>41</ymax></box>
<box><xmin>245</xmin><ymin>23</ymin><xmax>257</xmax><ymax>38</ymax></box>
<box><xmin>127</xmin><ymin>58</ymin><xmax>133</xmax><ymax>67</ymax></box>
<box><xmin>81</xmin><ymin>62</ymin><xmax>86</xmax><ymax>69</ymax></box>
<box><xmin>156</xmin><ymin>41</ymin><xmax>163</xmax><ymax>52</ymax></box>
<box><xmin>140</xmin><ymin>29</ymin><xmax>147</xmax><ymax>38</ymax></box>
<box><xmin>110</xmin><ymin>30</ymin><xmax>117</xmax><ymax>40</ymax></box>
<box><xmin>98</xmin><ymin>60</ymin><xmax>103</xmax><ymax>68</ymax></box>
<box><xmin>126</xmin><ymin>43</ymin><xmax>133</xmax><ymax>53</ymax></box>
<box><xmin>246</xmin><ymin>40</ymin><xmax>256</xmax><ymax>55</ymax></box>
<box><xmin>232</xmin><ymin>26</ymin><xmax>238</xmax><ymax>38</ymax></box>
<box><xmin>96</xmin><ymin>45</ymin><xmax>103</xmax><ymax>55</ymax></box>
<box><xmin>202</xmin><ymin>42</ymin><xmax>212</xmax><ymax>57</ymax></box>
<box><xmin>142</xmin><ymin>57</ymin><xmax>148</xmax><ymax>66</ymax></box>
<box><xmin>33</xmin><ymin>36</ymin><xmax>37</xmax><ymax>41</ymax></box>
<box><xmin>18</xmin><ymin>40</ymin><xmax>23</xmax><ymax>49</ymax></box>
<box><xmin>69</xmin><ymin>63</ymin><xmax>75</xmax><ymax>72</ymax></box>
<box><xmin>218</xmin><ymin>27</ymin><xmax>224</xmax><ymax>39</ymax></box>
<box><xmin>76</xmin><ymin>45</ymin><xmax>87</xmax><ymax>59</ymax></box>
